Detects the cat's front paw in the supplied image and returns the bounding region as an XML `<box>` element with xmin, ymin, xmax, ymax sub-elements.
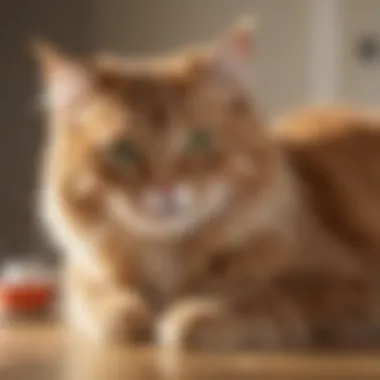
<box><xmin>102</xmin><ymin>291</ymin><xmax>152</xmax><ymax>343</ymax></box>
<box><xmin>67</xmin><ymin>291</ymin><xmax>152</xmax><ymax>345</ymax></box>
<box><xmin>156</xmin><ymin>298</ymin><xmax>223</xmax><ymax>350</ymax></box>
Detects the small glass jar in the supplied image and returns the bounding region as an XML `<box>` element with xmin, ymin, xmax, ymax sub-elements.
<box><xmin>0</xmin><ymin>260</ymin><xmax>57</xmax><ymax>323</ymax></box>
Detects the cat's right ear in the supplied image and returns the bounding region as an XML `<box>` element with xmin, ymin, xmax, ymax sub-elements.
<box><xmin>31</xmin><ymin>39</ymin><xmax>92</xmax><ymax>110</ymax></box>
<box><xmin>210</xmin><ymin>16</ymin><xmax>257</xmax><ymax>94</ymax></box>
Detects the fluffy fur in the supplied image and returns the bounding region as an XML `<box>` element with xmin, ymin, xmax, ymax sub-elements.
<box><xmin>36</xmin><ymin>20</ymin><xmax>380</xmax><ymax>350</ymax></box>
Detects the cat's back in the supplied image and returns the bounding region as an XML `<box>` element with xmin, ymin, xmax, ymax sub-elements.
<box><xmin>275</xmin><ymin>106</ymin><xmax>380</xmax><ymax>143</ymax></box>
<box><xmin>275</xmin><ymin>106</ymin><xmax>380</xmax><ymax>258</ymax></box>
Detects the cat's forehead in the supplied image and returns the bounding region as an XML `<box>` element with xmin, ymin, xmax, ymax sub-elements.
<box><xmin>95</xmin><ymin>56</ymin><xmax>201</xmax><ymax>108</ymax></box>
<box><xmin>93</xmin><ymin>58</ymin><xmax>233</xmax><ymax>127</ymax></box>
<box><xmin>75</xmin><ymin>47</ymin><xmax>251</xmax><ymax>141</ymax></box>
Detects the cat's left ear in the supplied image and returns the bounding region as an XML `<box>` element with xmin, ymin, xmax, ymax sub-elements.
<box><xmin>32</xmin><ymin>39</ymin><xmax>93</xmax><ymax>110</ymax></box>
<box><xmin>211</xmin><ymin>16</ymin><xmax>257</xmax><ymax>92</ymax></box>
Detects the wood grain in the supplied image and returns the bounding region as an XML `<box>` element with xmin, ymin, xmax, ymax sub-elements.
<box><xmin>0</xmin><ymin>324</ymin><xmax>380</xmax><ymax>379</ymax></box>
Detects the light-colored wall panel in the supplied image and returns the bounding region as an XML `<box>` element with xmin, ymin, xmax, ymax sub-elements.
<box><xmin>340</xmin><ymin>0</ymin><xmax>380</xmax><ymax>107</ymax></box>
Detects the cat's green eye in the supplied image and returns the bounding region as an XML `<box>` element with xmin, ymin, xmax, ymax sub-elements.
<box><xmin>187</xmin><ymin>129</ymin><xmax>212</xmax><ymax>153</ymax></box>
<box><xmin>107</xmin><ymin>139</ymin><xmax>140</xmax><ymax>163</ymax></box>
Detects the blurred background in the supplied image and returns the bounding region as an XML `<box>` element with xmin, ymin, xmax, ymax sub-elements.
<box><xmin>1</xmin><ymin>0</ymin><xmax>380</xmax><ymax>260</ymax></box>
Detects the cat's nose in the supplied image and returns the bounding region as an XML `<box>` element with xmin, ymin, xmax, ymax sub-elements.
<box><xmin>157</xmin><ymin>183</ymin><xmax>173</xmax><ymax>195</ymax></box>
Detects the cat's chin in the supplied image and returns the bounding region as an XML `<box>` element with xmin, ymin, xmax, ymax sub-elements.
<box><xmin>106</xmin><ymin>183</ymin><xmax>231</xmax><ymax>240</ymax></box>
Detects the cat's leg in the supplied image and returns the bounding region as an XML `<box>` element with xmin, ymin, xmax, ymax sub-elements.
<box><xmin>59</xmin><ymin>225</ymin><xmax>153</xmax><ymax>345</ymax></box>
<box><xmin>279</xmin><ymin>272</ymin><xmax>380</xmax><ymax>349</ymax></box>
<box><xmin>47</xmin><ymin>184</ymin><xmax>153</xmax><ymax>344</ymax></box>
<box><xmin>64</xmin><ymin>266</ymin><xmax>152</xmax><ymax>344</ymax></box>
<box><xmin>157</xmin><ymin>290</ymin><xmax>309</xmax><ymax>351</ymax></box>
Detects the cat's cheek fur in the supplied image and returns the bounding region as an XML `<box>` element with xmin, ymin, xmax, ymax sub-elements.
<box><xmin>40</xmin><ymin>186</ymin><xmax>107</xmax><ymax>279</ymax></box>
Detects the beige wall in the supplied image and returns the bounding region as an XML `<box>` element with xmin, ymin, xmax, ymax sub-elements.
<box><xmin>96</xmin><ymin>0</ymin><xmax>313</xmax><ymax>118</ymax></box>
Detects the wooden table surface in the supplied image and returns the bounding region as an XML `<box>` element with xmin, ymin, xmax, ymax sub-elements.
<box><xmin>1</xmin><ymin>324</ymin><xmax>380</xmax><ymax>380</ymax></box>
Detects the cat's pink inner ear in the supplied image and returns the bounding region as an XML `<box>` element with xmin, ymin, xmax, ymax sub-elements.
<box><xmin>32</xmin><ymin>40</ymin><xmax>68</xmax><ymax>76</ymax></box>
<box><xmin>222</xmin><ymin>16</ymin><xmax>256</xmax><ymax>61</ymax></box>
<box><xmin>32</xmin><ymin>40</ymin><xmax>92</xmax><ymax>110</ymax></box>
<box><xmin>211</xmin><ymin>16</ymin><xmax>257</xmax><ymax>89</ymax></box>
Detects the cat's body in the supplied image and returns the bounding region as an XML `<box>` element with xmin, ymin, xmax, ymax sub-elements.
<box><xmin>36</xmin><ymin>21</ymin><xmax>380</xmax><ymax>349</ymax></box>
<box><xmin>159</xmin><ymin>107</ymin><xmax>380</xmax><ymax>349</ymax></box>
<box><xmin>271</xmin><ymin>107</ymin><xmax>380</xmax><ymax>347</ymax></box>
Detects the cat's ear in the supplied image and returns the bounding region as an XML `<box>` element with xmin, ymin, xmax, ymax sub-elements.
<box><xmin>211</xmin><ymin>16</ymin><xmax>257</xmax><ymax>92</ymax></box>
<box><xmin>31</xmin><ymin>39</ymin><xmax>93</xmax><ymax>110</ymax></box>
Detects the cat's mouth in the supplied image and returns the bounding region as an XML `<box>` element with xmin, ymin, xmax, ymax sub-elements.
<box><xmin>106</xmin><ymin>182</ymin><xmax>231</xmax><ymax>240</ymax></box>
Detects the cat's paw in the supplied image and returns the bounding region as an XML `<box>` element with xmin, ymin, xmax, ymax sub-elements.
<box><xmin>156</xmin><ymin>298</ymin><xmax>223</xmax><ymax>350</ymax></box>
<box><xmin>67</xmin><ymin>291</ymin><xmax>152</xmax><ymax>345</ymax></box>
<box><xmin>101</xmin><ymin>291</ymin><xmax>152</xmax><ymax>343</ymax></box>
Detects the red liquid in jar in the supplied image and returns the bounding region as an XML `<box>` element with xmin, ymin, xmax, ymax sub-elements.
<box><xmin>0</xmin><ymin>262</ymin><xmax>56</xmax><ymax>319</ymax></box>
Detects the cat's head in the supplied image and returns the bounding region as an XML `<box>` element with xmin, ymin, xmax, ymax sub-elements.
<box><xmin>36</xmin><ymin>18</ymin><xmax>275</xmax><ymax>240</ymax></box>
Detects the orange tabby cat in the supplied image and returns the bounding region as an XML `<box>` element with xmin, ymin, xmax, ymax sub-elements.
<box><xmin>36</xmin><ymin>18</ymin><xmax>380</xmax><ymax>350</ymax></box>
